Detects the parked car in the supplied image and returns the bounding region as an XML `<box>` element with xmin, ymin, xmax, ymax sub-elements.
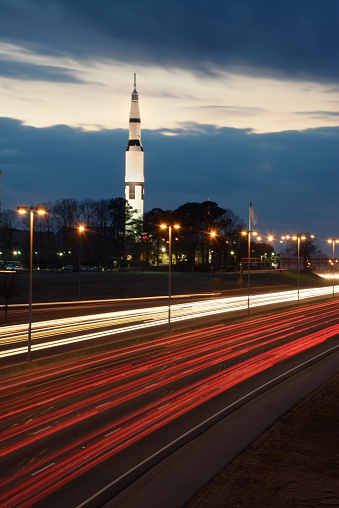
<box><xmin>62</xmin><ymin>265</ymin><xmax>75</xmax><ymax>272</ymax></box>
<box><xmin>5</xmin><ymin>262</ymin><xmax>24</xmax><ymax>272</ymax></box>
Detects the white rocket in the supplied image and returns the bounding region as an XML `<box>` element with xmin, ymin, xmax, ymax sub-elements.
<box><xmin>125</xmin><ymin>73</ymin><xmax>144</xmax><ymax>219</ymax></box>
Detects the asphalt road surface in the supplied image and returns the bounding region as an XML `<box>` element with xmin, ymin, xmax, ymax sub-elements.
<box><xmin>105</xmin><ymin>349</ymin><xmax>339</xmax><ymax>508</ymax></box>
<box><xmin>0</xmin><ymin>299</ymin><xmax>338</xmax><ymax>507</ymax></box>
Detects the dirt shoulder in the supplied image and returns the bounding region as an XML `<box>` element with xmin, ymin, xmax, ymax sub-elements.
<box><xmin>187</xmin><ymin>374</ymin><xmax>339</xmax><ymax>507</ymax></box>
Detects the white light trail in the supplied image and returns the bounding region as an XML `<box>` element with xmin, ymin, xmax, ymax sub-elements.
<box><xmin>1</xmin><ymin>285</ymin><xmax>338</xmax><ymax>358</ymax></box>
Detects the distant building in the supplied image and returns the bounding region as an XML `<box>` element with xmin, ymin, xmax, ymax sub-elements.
<box><xmin>125</xmin><ymin>73</ymin><xmax>144</xmax><ymax>219</ymax></box>
<box><xmin>280</xmin><ymin>254</ymin><xmax>303</xmax><ymax>271</ymax></box>
<box><xmin>310</xmin><ymin>253</ymin><xmax>331</xmax><ymax>273</ymax></box>
<box><xmin>280</xmin><ymin>253</ymin><xmax>330</xmax><ymax>273</ymax></box>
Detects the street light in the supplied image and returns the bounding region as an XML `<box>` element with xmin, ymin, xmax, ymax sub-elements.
<box><xmin>327</xmin><ymin>239</ymin><xmax>339</xmax><ymax>297</ymax></box>
<box><xmin>281</xmin><ymin>234</ymin><xmax>314</xmax><ymax>303</ymax></box>
<box><xmin>160</xmin><ymin>224</ymin><xmax>180</xmax><ymax>331</ymax></box>
<box><xmin>34</xmin><ymin>251</ymin><xmax>39</xmax><ymax>270</ymax></box>
<box><xmin>209</xmin><ymin>230</ymin><xmax>216</xmax><ymax>288</ymax></box>
<box><xmin>241</xmin><ymin>228</ymin><xmax>258</xmax><ymax>314</ymax></box>
<box><xmin>241</xmin><ymin>230</ymin><xmax>274</xmax><ymax>312</ymax></box>
<box><xmin>17</xmin><ymin>205</ymin><xmax>47</xmax><ymax>362</ymax></box>
<box><xmin>78</xmin><ymin>225</ymin><xmax>85</xmax><ymax>300</ymax></box>
<box><xmin>57</xmin><ymin>252</ymin><xmax>64</xmax><ymax>270</ymax></box>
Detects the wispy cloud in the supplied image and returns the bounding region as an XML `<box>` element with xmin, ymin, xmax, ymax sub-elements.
<box><xmin>0</xmin><ymin>59</ymin><xmax>86</xmax><ymax>83</ymax></box>
<box><xmin>1</xmin><ymin>0</ymin><xmax>338</xmax><ymax>83</ymax></box>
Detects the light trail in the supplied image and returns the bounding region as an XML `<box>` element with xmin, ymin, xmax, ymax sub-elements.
<box><xmin>2</xmin><ymin>310</ymin><xmax>330</xmax><ymax>446</ymax></box>
<box><xmin>317</xmin><ymin>272</ymin><xmax>339</xmax><ymax>280</ymax></box>
<box><xmin>1</xmin><ymin>285</ymin><xmax>338</xmax><ymax>359</ymax></box>
<box><xmin>0</xmin><ymin>310</ymin><xmax>338</xmax><ymax>508</ymax></box>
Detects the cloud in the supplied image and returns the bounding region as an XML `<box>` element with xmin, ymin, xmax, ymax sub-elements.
<box><xmin>1</xmin><ymin>117</ymin><xmax>338</xmax><ymax>244</ymax></box>
<box><xmin>0</xmin><ymin>0</ymin><xmax>338</xmax><ymax>84</ymax></box>
<box><xmin>0</xmin><ymin>58</ymin><xmax>86</xmax><ymax>83</ymax></box>
<box><xmin>295</xmin><ymin>110</ymin><xmax>339</xmax><ymax>120</ymax></box>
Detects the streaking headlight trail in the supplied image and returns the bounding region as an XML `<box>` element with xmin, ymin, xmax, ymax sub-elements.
<box><xmin>1</xmin><ymin>285</ymin><xmax>338</xmax><ymax>358</ymax></box>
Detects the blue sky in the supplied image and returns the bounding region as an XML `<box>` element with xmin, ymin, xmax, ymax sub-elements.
<box><xmin>1</xmin><ymin>0</ymin><xmax>338</xmax><ymax>252</ymax></box>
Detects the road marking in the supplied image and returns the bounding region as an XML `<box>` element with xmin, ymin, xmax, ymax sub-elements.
<box><xmin>158</xmin><ymin>403</ymin><xmax>170</xmax><ymax>410</ymax></box>
<box><xmin>96</xmin><ymin>402</ymin><xmax>110</xmax><ymax>409</ymax></box>
<box><xmin>74</xmin><ymin>343</ymin><xmax>339</xmax><ymax>508</ymax></box>
<box><xmin>31</xmin><ymin>462</ymin><xmax>55</xmax><ymax>476</ymax></box>
<box><xmin>105</xmin><ymin>428</ymin><xmax>122</xmax><ymax>437</ymax></box>
<box><xmin>31</xmin><ymin>425</ymin><xmax>52</xmax><ymax>435</ymax></box>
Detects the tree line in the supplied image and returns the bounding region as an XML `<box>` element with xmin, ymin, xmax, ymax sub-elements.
<box><xmin>0</xmin><ymin>197</ymin><xmax>319</xmax><ymax>271</ymax></box>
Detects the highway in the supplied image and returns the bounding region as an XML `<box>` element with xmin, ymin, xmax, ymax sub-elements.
<box><xmin>0</xmin><ymin>298</ymin><xmax>339</xmax><ymax>507</ymax></box>
<box><xmin>1</xmin><ymin>284</ymin><xmax>338</xmax><ymax>362</ymax></box>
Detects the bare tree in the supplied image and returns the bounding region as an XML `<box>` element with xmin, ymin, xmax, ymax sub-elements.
<box><xmin>51</xmin><ymin>198</ymin><xmax>81</xmax><ymax>263</ymax></box>
<box><xmin>0</xmin><ymin>273</ymin><xmax>21</xmax><ymax>316</ymax></box>
<box><xmin>79</xmin><ymin>198</ymin><xmax>97</xmax><ymax>228</ymax></box>
<box><xmin>0</xmin><ymin>209</ymin><xmax>20</xmax><ymax>261</ymax></box>
<box><xmin>92</xmin><ymin>199</ymin><xmax>112</xmax><ymax>267</ymax></box>
<box><xmin>282</xmin><ymin>233</ymin><xmax>320</xmax><ymax>269</ymax></box>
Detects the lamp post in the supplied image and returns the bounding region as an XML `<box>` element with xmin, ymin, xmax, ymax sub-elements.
<box><xmin>327</xmin><ymin>239</ymin><xmax>339</xmax><ymax>297</ymax></box>
<box><xmin>57</xmin><ymin>252</ymin><xmax>63</xmax><ymax>270</ymax></box>
<box><xmin>209</xmin><ymin>230</ymin><xmax>216</xmax><ymax>288</ymax></box>
<box><xmin>281</xmin><ymin>234</ymin><xmax>314</xmax><ymax>303</ymax></box>
<box><xmin>281</xmin><ymin>235</ymin><xmax>303</xmax><ymax>303</ymax></box>
<box><xmin>17</xmin><ymin>205</ymin><xmax>46</xmax><ymax>362</ymax></box>
<box><xmin>78</xmin><ymin>225</ymin><xmax>85</xmax><ymax>300</ymax></box>
<box><xmin>160</xmin><ymin>224</ymin><xmax>180</xmax><ymax>331</ymax></box>
<box><xmin>241</xmin><ymin>228</ymin><xmax>258</xmax><ymax>314</ymax></box>
<box><xmin>296</xmin><ymin>236</ymin><xmax>302</xmax><ymax>303</ymax></box>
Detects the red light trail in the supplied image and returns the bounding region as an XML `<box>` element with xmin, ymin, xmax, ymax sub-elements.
<box><xmin>0</xmin><ymin>300</ymin><xmax>339</xmax><ymax>507</ymax></box>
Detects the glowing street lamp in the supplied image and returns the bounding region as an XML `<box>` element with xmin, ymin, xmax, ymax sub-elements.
<box><xmin>209</xmin><ymin>230</ymin><xmax>216</xmax><ymax>287</ymax></box>
<box><xmin>160</xmin><ymin>224</ymin><xmax>180</xmax><ymax>331</ymax></box>
<box><xmin>241</xmin><ymin>229</ymin><xmax>258</xmax><ymax>313</ymax></box>
<box><xmin>281</xmin><ymin>234</ymin><xmax>314</xmax><ymax>303</ymax></box>
<box><xmin>327</xmin><ymin>238</ymin><xmax>339</xmax><ymax>297</ymax></box>
<box><xmin>17</xmin><ymin>205</ymin><xmax>47</xmax><ymax>362</ymax></box>
<box><xmin>241</xmin><ymin>230</ymin><xmax>274</xmax><ymax>312</ymax></box>
<box><xmin>34</xmin><ymin>251</ymin><xmax>39</xmax><ymax>270</ymax></box>
<box><xmin>57</xmin><ymin>252</ymin><xmax>64</xmax><ymax>270</ymax></box>
<box><xmin>78</xmin><ymin>225</ymin><xmax>85</xmax><ymax>300</ymax></box>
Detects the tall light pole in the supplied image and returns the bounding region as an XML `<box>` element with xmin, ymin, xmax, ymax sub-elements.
<box><xmin>241</xmin><ymin>228</ymin><xmax>258</xmax><ymax>314</ymax></box>
<box><xmin>57</xmin><ymin>252</ymin><xmax>63</xmax><ymax>270</ymax></box>
<box><xmin>281</xmin><ymin>234</ymin><xmax>314</xmax><ymax>303</ymax></box>
<box><xmin>78</xmin><ymin>225</ymin><xmax>85</xmax><ymax>300</ymax></box>
<box><xmin>327</xmin><ymin>239</ymin><xmax>339</xmax><ymax>297</ymax></box>
<box><xmin>160</xmin><ymin>224</ymin><xmax>180</xmax><ymax>331</ymax></box>
<box><xmin>17</xmin><ymin>205</ymin><xmax>46</xmax><ymax>362</ymax></box>
<box><xmin>296</xmin><ymin>236</ymin><xmax>302</xmax><ymax>302</ymax></box>
<box><xmin>0</xmin><ymin>170</ymin><xmax>2</xmax><ymax>226</ymax></box>
<box><xmin>209</xmin><ymin>230</ymin><xmax>216</xmax><ymax>288</ymax></box>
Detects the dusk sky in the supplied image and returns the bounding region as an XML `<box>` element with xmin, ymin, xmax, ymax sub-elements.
<box><xmin>1</xmin><ymin>0</ymin><xmax>338</xmax><ymax>252</ymax></box>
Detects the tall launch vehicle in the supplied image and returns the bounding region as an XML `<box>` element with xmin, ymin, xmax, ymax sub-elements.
<box><xmin>125</xmin><ymin>73</ymin><xmax>144</xmax><ymax>219</ymax></box>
